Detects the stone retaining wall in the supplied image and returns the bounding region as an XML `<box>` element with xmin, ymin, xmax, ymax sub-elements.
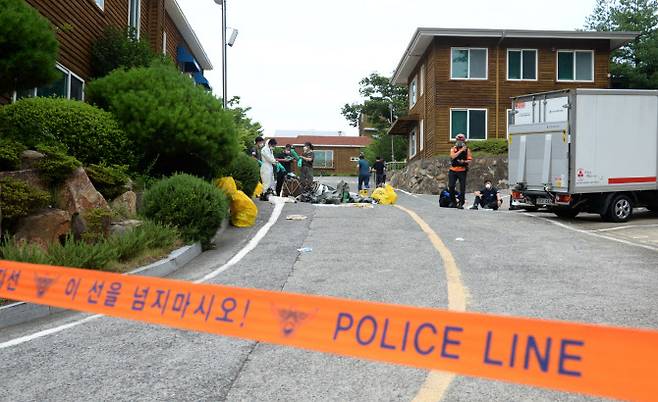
<box><xmin>389</xmin><ymin>156</ymin><xmax>508</xmax><ymax>194</ymax></box>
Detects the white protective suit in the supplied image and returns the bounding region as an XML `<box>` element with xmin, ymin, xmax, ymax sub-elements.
<box><xmin>260</xmin><ymin>145</ymin><xmax>277</xmax><ymax>191</ymax></box>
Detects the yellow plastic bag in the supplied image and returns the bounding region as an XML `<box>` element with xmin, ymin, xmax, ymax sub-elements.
<box><xmin>215</xmin><ymin>177</ymin><xmax>237</xmax><ymax>197</ymax></box>
<box><xmin>359</xmin><ymin>189</ymin><xmax>369</xmax><ymax>197</ymax></box>
<box><xmin>230</xmin><ymin>190</ymin><xmax>258</xmax><ymax>227</ymax></box>
<box><xmin>372</xmin><ymin>184</ymin><xmax>398</xmax><ymax>205</ymax></box>
<box><xmin>252</xmin><ymin>182</ymin><xmax>263</xmax><ymax>198</ymax></box>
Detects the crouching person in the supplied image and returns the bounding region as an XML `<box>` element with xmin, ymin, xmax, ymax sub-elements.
<box><xmin>470</xmin><ymin>180</ymin><xmax>503</xmax><ymax>210</ymax></box>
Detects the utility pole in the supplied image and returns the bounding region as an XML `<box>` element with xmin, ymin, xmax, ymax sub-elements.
<box><xmin>389</xmin><ymin>103</ymin><xmax>395</xmax><ymax>162</ymax></box>
<box><xmin>221</xmin><ymin>0</ymin><xmax>227</xmax><ymax>108</ymax></box>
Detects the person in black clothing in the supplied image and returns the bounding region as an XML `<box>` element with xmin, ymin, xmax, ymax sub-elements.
<box><xmin>373</xmin><ymin>156</ymin><xmax>386</xmax><ymax>187</ymax></box>
<box><xmin>275</xmin><ymin>144</ymin><xmax>294</xmax><ymax>196</ymax></box>
<box><xmin>469</xmin><ymin>180</ymin><xmax>503</xmax><ymax>210</ymax></box>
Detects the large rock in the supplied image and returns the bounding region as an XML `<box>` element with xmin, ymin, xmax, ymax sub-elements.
<box><xmin>15</xmin><ymin>209</ymin><xmax>71</xmax><ymax>247</ymax></box>
<box><xmin>57</xmin><ymin>167</ymin><xmax>109</xmax><ymax>215</ymax></box>
<box><xmin>20</xmin><ymin>150</ymin><xmax>45</xmax><ymax>170</ymax></box>
<box><xmin>110</xmin><ymin>219</ymin><xmax>143</xmax><ymax>236</ymax></box>
<box><xmin>0</xmin><ymin>169</ymin><xmax>48</xmax><ymax>192</ymax></box>
<box><xmin>111</xmin><ymin>191</ymin><xmax>137</xmax><ymax>217</ymax></box>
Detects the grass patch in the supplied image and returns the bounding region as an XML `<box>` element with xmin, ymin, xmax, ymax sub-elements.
<box><xmin>0</xmin><ymin>221</ymin><xmax>181</xmax><ymax>272</ymax></box>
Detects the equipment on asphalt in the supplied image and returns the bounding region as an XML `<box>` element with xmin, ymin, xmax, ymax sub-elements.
<box><xmin>439</xmin><ymin>188</ymin><xmax>462</xmax><ymax>208</ymax></box>
<box><xmin>509</xmin><ymin>89</ymin><xmax>658</xmax><ymax>222</ymax></box>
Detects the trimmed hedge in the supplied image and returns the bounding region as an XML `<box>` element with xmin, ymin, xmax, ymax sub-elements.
<box><xmin>86</xmin><ymin>62</ymin><xmax>240</xmax><ymax>178</ymax></box>
<box><xmin>86</xmin><ymin>163</ymin><xmax>129</xmax><ymax>200</ymax></box>
<box><xmin>468</xmin><ymin>139</ymin><xmax>508</xmax><ymax>155</ymax></box>
<box><xmin>0</xmin><ymin>139</ymin><xmax>26</xmax><ymax>171</ymax></box>
<box><xmin>219</xmin><ymin>152</ymin><xmax>260</xmax><ymax>197</ymax></box>
<box><xmin>141</xmin><ymin>174</ymin><xmax>229</xmax><ymax>248</ymax></box>
<box><xmin>90</xmin><ymin>26</ymin><xmax>156</xmax><ymax>79</ymax></box>
<box><xmin>0</xmin><ymin>97</ymin><xmax>132</xmax><ymax>166</ymax></box>
<box><xmin>0</xmin><ymin>0</ymin><xmax>59</xmax><ymax>94</ymax></box>
<box><xmin>35</xmin><ymin>144</ymin><xmax>81</xmax><ymax>185</ymax></box>
<box><xmin>0</xmin><ymin>176</ymin><xmax>50</xmax><ymax>221</ymax></box>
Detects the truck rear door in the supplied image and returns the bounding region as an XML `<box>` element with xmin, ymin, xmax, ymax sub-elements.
<box><xmin>508</xmin><ymin>93</ymin><xmax>571</xmax><ymax>194</ymax></box>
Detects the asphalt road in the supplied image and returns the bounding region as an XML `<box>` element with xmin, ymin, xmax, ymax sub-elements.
<box><xmin>1</xmin><ymin>177</ymin><xmax>656</xmax><ymax>401</ymax></box>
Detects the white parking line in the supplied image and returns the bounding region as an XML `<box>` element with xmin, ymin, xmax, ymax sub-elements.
<box><xmin>589</xmin><ymin>224</ymin><xmax>658</xmax><ymax>233</ymax></box>
<box><xmin>0</xmin><ymin>202</ymin><xmax>286</xmax><ymax>350</ymax></box>
<box><xmin>522</xmin><ymin>213</ymin><xmax>658</xmax><ymax>252</ymax></box>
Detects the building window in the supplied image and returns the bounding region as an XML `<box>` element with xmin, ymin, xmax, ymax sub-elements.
<box><xmin>420</xmin><ymin>64</ymin><xmax>425</xmax><ymax>96</ymax></box>
<box><xmin>129</xmin><ymin>0</ymin><xmax>141</xmax><ymax>38</ymax></box>
<box><xmin>557</xmin><ymin>50</ymin><xmax>594</xmax><ymax>82</ymax></box>
<box><xmin>14</xmin><ymin>64</ymin><xmax>84</xmax><ymax>102</ymax></box>
<box><xmin>419</xmin><ymin>119</ymin><xmax>424</xmax><ymax>151</ymax></box>
<box><xmin>313</xmin><ymin>150</ymin><xmax>334</xmax><ymax>168</ymax></box>
<box><xmin>409</xmin><ymin>76</ymin><xmax>417</xmax><ymax>108</ymax></box>
<box><xmin>451</xmin><ymin>48</ymin><xmax>487</xmax><ymax>80</ymax></box>
<box><xmin>450</xmin><ymin>108</ymin><xmax>487</xmax><ymax>140</ymax></box>
<box><xmin>508</xmin><ymin>49</ymin><xmax>537</xmax><ymax>80</ymax></box>
<box><xmin>94</xmin><ymin>0</ymin><xmax>104</xmax><ymax>10</ymax></box>
<box><xmin>409</xmin><ymin>128</ymin><xmax>417</xmax><ymax>158</ymax></box>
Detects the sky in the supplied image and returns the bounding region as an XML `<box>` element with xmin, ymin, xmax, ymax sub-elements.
<box><xmin>179</xmin><ymin>0</ymin><xmax>597</xmax><ymax>136</ymax></box>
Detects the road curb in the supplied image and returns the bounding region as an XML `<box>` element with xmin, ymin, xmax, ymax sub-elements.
<box><xmin>0</xmin><ymin>242</ymin><xmax>203</xmax><ymax>330</ymax></box>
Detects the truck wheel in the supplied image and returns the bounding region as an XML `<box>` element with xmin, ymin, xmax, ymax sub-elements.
<box><xmin>606</xmin><ymin>194</ymin><xmax>633</xmax><ymax>222</ymax></box>
<box><xmin>554</xmin><ymin>208</ymin><xmax>579</xmax><ymax>219</ymax></box>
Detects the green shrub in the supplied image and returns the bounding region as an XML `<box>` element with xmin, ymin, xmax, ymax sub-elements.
<box><xmin>0</xmin><ymin>239</ymin><xmax>51</xmax><ymax>265</ymax></box>
<box><xmin>0</xmin><ymin>97</ymin><xmax>132</xmax><ymax>166</ymax></box>
<box><xmin>36</xmin><ymin>144</ymin><xmax>81</xmax><ymax>185</ymax></box>
<box><xmin>0</xmin><ymin>235</ymin><xmax>118</xmax><ymax>270</ymax></box>
<box><xmin>86</xmin><ymin>62</ymin><xmax>240</xmax><ymax>178</ymax></box>
<box><xmin>0</xmin><ymin>221</ymin><xmax>180</xmax><ymax>270</ymax></box>
<box><xmin>0</xmin><ymin>0</ymin><xmax>59</xmax><ymax>94</ymax></box>
<box><xmin>109</xmin><ymin>221</ymin><xmax>179</xmax><ymax>262</ymax></box>
<box><xmin>0</xmin><ymin>139</ymin><xmax>26</xmax><ymax>171</ymax></box>
<box><xmin>86</xmin><ymin>163</ymin><xmax>129</xmax><ymax>200</ymax></box>
<box><xmin>90</xmin><ymin>26</ymin><xmax>156</xmax><ymax>79</ymax></box>
<box><xmin>141</xmin><ymin>174</ymin><xmax>228</xmax><ymax>247</ymax></box>
<box><xmin>81</xmin><ymin>207</ymin><xmax>113</xmax><ymax>243</ymax></box>
<box><xmin>468</xmin><ymin>139</ymin><xmax>508</xmax><ymax>155</ymax></box>
<box><xmin>0</xmin><ymin>177</ymin><xmax>50</xmax><ymax>220</ymax></box>
<box><xmin>219</xmin><ymin>152</ymin><xmax>260</xmax><ymax>196</ymax></box>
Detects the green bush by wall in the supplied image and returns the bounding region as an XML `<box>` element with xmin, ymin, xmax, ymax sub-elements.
<box><xmin>0</xmin><ymin>97</ymin><xmax>132</xmax><ymax>167</ymax></box>
<box><xmin>219</xmin><ymin>152</ymin><xmax>260</xmax><ymax>196</ymax></box>
<box><xmin>141</xmin><ymin>174</ymin><xmax>229</xmax><ymax>248</ymax></box>
<box><xmin>86</xmin><ymin>62</ymin><xmax>240</xmax><ymax>178</ymax></box>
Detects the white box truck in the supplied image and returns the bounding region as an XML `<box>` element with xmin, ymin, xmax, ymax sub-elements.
<box><xmin>508</xmin><ymin>88</ymin><xmax>658</xmax><ymax>222</ymax></box>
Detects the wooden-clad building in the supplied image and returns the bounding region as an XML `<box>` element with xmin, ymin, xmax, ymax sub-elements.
<box><xmin>4</xmin><ymin>0</ymin><xmax>211</xmax><ymax>104</ymax></box>
<box><xmin>388</xmin><ymin>28</ymin><xmax>639</xmax><ymax>160</ymax></box>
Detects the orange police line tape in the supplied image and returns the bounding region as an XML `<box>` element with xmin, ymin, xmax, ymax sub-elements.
<box><xmin>1</xmin><ymin>260</ymin><xmax>657</xmax><ymax>401</ymax></box>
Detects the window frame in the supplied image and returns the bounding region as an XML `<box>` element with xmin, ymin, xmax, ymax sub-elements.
<box><xmin>312</xmin><ymin>150</ymin><xmax>334</xmax><ymax>169</ymax></box>
<box><xmin>506</xmin><ymin>49</ymin><xmax>538</xmax><ymax>81</ymax></box>
<box><xmin>12</xmin><ymin>63</ymin><xmax>85</xmax><ymax>102</ymax></box>
<box><xmin>556</xmin><ymin>50</ymin><xmax>595</xmax><ymax>83</ymax></box>
<box><xmin>93</xmin><ymin>0</ymin><xmax>105</xmax><ymax>11</ymax></box>
<box><xmin>419</xmin><ymin>119</ymin><xmax>424</xmax><ymax>151</ymax></box>
<box><xmin>162</xmin><ymin>31</ymin><xmax>168</xmax><ymax>55</ymax></box>
<box><xmin>450</xmin><ymin>47</ymin><xmax>488</xmax><ymax>80</ymax></box>
<box><xmin>409</xmin><ymin>127</ymin><xmax>417</xmax><ymax>158</ymax></box>
<box><xmin>419</xmin><ymin>64</ymin><xmax>425</xmax><ymax>96</ymax></box>
<box><xmin>128</xmin><ymin>0</ymin><xmax>142</xmax><ymax>39</ymax></box>
<box><xmin>449</xmin><ymin>108</ymin><xmax>488</xmax><ymax>141</ymax></box>
<box><xmin>409</xmin><ymin>76</ymin><xmax>418</xmax><ymax>108</ymax></box>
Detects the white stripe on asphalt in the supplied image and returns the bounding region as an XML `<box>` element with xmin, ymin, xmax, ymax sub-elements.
<box><xmin>397</xmin><ymin>189</ymin><xmax>418</xmax><ymax>197</ymax></box>
<box><xmin>195</xmin><ymin>201</ymin><xmax>284</xmax><ymax>283</ymax></box>
<box><xmin>589</xmin><ymin>223</ymin><xmax>658</xmax><ymax>233</ymax></box>
<box><xmin>0</xmin><ymin>201</ymin><xmax>286</xmax><ymax>350</ymax></box>
<box><xmin>522</xmin><ymin>213</ymin><xmax>658</xmax><ymax>252</ymax></box>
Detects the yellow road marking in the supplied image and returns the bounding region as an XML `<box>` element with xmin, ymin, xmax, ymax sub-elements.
<box><xmin>394</xmin><ymin>205</ymin><xmax>469</xmax><ymax>402</ymax></box>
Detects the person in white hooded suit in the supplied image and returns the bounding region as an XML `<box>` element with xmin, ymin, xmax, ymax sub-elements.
<box><xmin>259</xmin><ymin>138</ymin><xmax>278</xmax><ymax>200</ymax></box>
